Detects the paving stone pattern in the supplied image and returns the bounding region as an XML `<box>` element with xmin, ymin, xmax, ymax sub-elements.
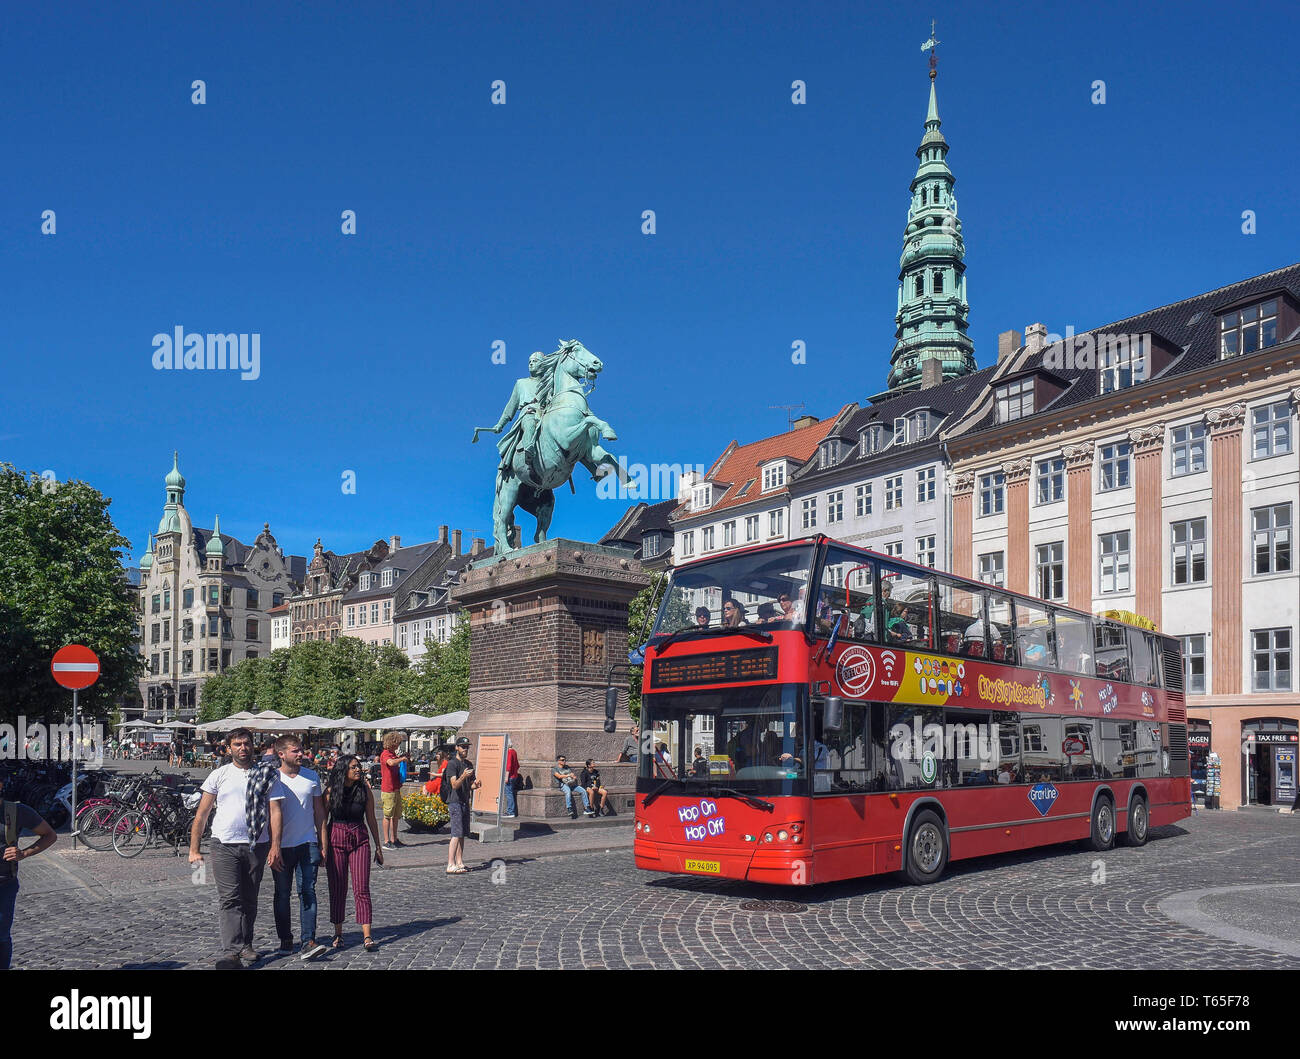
<box><xmin>11</xmin><ymin>810</ymin><xmax>1298</xmax><ymax>970</ymax></box>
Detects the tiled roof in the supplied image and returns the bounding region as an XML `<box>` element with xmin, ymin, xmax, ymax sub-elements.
<box><xmin>343</xmin><ymin>542</ymin><xmax>443</xmax><ymax>602</ymax></box>
<box><xmin>956</xmin><ymin>263</ymin><xmax>1300</xmax><ymax>437</ymax></box>
<box><xmin>672</xmin><ymin>406</ymin><xmax>854</xmax><ymax>522</ymax></box>
<box><xmin>600</xmin><ymin>500</ymin><xmax>677</xmax><ymax>547</ymax></box>
<box><xmin>793</xmin><ymin>366</ymin><xmax>998</xmax><ymax>485</ymax></box>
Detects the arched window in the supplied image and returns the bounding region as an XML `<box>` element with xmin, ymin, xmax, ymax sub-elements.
<box><xmin>915</xmin><ymin>275</ymin><xmax>924</xmax><ymax>298</ymax></box>
<box><xmin>933</xmin><ymin>271</ymin><xmax>944</xmax><ymax>293</ymax></box>
<box><xmin>921</xmin><ymin>188</ymin><xmax>928</xmax><ymax>206</ymax></box>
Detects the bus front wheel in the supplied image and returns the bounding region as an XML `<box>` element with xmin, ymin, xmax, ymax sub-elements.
<box><xmin>904</xmin><ymin>810</ymin><xmax>948</xmax><ymax>885</ymax></box>
<box><xmin>1089</xmin><ymin>796</ymin><xmax>1115</xmax><ymax>852</ymax></box>
<box><xmin>1122</xmin><ymin>796</ymin><xmax>1148</xmax><ymax>847</ymax></box>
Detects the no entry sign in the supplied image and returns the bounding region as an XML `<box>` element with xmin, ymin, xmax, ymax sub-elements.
<box><xmin>51</xmin><ymin>644</ymin><xmax>100</xmax><ymax>690</ymax></box>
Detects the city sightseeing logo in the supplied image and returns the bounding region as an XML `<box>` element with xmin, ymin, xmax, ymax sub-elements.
<box><xmin>977</xmin><ymin>675</ymin><xmax>1047</xmax><ymax>709</ymax></box>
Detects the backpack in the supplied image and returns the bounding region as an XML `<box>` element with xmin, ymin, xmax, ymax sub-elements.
<box><xmin>435</xmin><ymin>764</ymin><xmax>450</xmax><ymax>802</ymax></box>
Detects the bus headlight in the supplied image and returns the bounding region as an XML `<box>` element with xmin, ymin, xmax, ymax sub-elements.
<box><xmin>777</xmin><ymin>830</ymin><xmax>789</xmax><ymax>841</ymax></box>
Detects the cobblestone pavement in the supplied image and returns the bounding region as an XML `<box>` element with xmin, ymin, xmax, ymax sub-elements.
<box><xmin>10</xmin><ymin>809</ymin><xmax>1300</xmax><ymax>970</ymax></box>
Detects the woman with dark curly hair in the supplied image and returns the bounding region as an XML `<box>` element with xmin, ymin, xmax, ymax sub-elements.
<box><xmin>321</xmin><ymin>755</ymin><xmax>383</xmax><ymax>951</ymax></box>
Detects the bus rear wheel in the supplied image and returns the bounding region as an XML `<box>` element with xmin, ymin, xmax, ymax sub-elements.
<box><xmin>1089</xmin><ymin>796</ymin><xmax>1115</xmax><ymax>852</ymax></box>
<box><xmin>905</xmin><ymin>810</ymin><xmax>948</xmax><ymax>885</ymax></box>
<box><xmin>1122</xmin><ymin>796</ymin><xmax>1149</xmax><ymax>847</ymax></box>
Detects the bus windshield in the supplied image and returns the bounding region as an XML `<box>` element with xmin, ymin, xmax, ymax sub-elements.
<box><xmin>639</xmin><ymin>685</ymin><xmax>809</xmax><ymax>796</ymax></box>
<box><xmin>649</xmin><ymin>544</ymin><xmax>815</xmax><ymax>636</ymax></box>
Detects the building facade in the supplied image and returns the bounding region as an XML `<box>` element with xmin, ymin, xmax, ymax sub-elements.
<box><xmin>944</xmin><ymin>265</ymin><xmax>1300</xmax><ymax>809</ymax></box>
<box><xmin>670</xmin><ymin>409</ymin><xmax>853</xmax><ymax>574</ymax></box>
<box><xmin>137</xmin><ymin>453</ymin><xmax>305</xmax><ymax>720</ymax></box>
<box><xmin>291</xmin><ymin>537</ymin><xmax>391</xmax><ymax>644</ymax></box>
<box><xmin>789</xmin><ymin>366</ymin><xmax>995</xmax><ymax>573</ymax></box>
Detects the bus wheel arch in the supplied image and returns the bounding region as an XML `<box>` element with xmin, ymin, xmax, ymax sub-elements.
<box><xmin>902</xmin><ymin>800</ymin><xmax>949</xmax><ymax>886</ymax></box>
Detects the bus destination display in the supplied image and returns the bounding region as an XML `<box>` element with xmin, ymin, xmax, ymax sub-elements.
<box><xmin>650</xmin><ymin>647</ymin><xmax>778</xmax><ymax>689</ymax></box>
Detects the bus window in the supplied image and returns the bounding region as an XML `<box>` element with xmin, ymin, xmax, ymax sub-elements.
<box><xmin>1065</xmin><ymin>718</ymin><xmax>1099</xmax><ymax>779</ymax></box>
<box><xmin>1022</xmin><ymin>716</ymin><xmax>1066</xmax><ymax>782</ymax></box>
<box><xmin>985</xmin><ymin>592</ymin><xmax>1017</xmax><ymax>664</ymax></box>
<box><xmin>878</xmin><ymin>564</ymin><xmax>934</xmax><ymax>650</ymax></box>
<box><xmin>817</xmin><ymin>699</ymin><xmax>872</xmax><ymax>792</ymax></box>
<box><xmin>1136</xmin><ymin>721</ymin><xmax>1163</xmax><ymax>777</ymax></box>
<box><xmin>1094</xmin><ymin>623</ymin><xmax>1131</xmax><ymax>682</ymax></box>
<box><xmin>936</xmin><ymin>576</ymin><xmax>986</xmax><ymax>658</ymax></box>
<box><xmin>944</xmin><ymin>709</ymin><xmax>998</xmax><ymax>786</ymax></box>
<box><xmin>817</xmin><ymin>548</ymin><xmax>879</xmax><ymax>643</ymax></box>
<box><xmin>1014</xmin><ymin>599</ymin><xmax>1056</xmax><ymax>669</ymax></box>
<box><xmin>996</xmin><ymin>712</ymin><xmax>1022</xmax><ymax>783</ymax></box>
<box><xmin>1127</xmin><ymin>627</ymin><xmax>1156</xmax><ymax>686</ymax></box>
<box><xmin>1054</xmin><ymin>611</ymin><xmax>1093</xmax><ymax>674</ymax></box>
<box><xmin>885</xmin><ymin>705</ymin><xmax>943</xmax><ymax>789</ymax></box>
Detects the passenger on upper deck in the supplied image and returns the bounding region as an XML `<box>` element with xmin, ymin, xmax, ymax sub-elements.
<box><xmin>722</xmin><ymin>599</ymin><xmax>748</xmax><ymax>628</ymax></box>
<box><xmin>694</xmin><ymin>606</ymin><xmax>710</xmax><ymax>628</ymax></box>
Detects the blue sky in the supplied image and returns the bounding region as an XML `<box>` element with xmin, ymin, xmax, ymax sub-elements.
<box><xmin>2</xmin><ymin>0</ymin><xmax>1297</xmax><ymax>563</ymax></box>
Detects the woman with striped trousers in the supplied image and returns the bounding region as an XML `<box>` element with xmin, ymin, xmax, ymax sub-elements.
<box><xmin>322</xmin><ymin>756</ymin><xmax>383</xmax><ymax>951</ymax></box>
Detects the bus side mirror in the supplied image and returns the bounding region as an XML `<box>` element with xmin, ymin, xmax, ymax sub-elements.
<box><xmin>824</xmin><ymin>696</ymin><xmax>843</xmax><ymax>732</ymax></box>
<box><xmin>603</xmin><ymin>687</ymin><xmax>619</xmax><ymax>733</ymax></box>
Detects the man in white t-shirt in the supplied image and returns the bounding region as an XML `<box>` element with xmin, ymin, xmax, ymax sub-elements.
<box><xmin>271</xmin><ymin>735</ymin><xmax>328</xmax><ymax>961</ymax></box>
<box><xmin>189</xmin><ymin>728</ymin><xmax>286</xmax><ymax>969</ymax></box>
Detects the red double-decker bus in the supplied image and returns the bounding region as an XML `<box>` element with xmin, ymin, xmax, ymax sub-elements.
<box><xmin>633</xmin><ymin>535</ymin><xmax>1190</xmax><ymax>886</ymax></box>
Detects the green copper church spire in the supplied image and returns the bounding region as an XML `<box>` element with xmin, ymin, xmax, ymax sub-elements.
<box><xmin>885</xmin><ymin>24</ymin><xmax>977</xmax><ymax>393</ymax></box>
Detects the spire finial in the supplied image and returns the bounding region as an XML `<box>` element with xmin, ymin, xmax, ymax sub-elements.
<box><xmin>922</xmin><ymin>19</ymin><xmax>940</xmax><ymax>80</ymax></box>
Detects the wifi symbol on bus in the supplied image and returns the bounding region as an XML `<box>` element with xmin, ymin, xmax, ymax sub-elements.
<box><xmin>880</xmin><ymin>651</ymin><xmax>898</xmax><ymax>679</ymax></box>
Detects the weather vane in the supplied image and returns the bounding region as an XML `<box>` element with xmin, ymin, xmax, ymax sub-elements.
<box><xmin>921</xmin><ymin>19</ymin><xmax>940</xmax><ymax>80</ymax></box>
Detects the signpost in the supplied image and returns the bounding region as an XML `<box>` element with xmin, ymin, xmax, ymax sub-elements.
<box><xmin>51</xmin><ymin>645</ymin><xmax>100</xmax><ymax>850</ymax></box>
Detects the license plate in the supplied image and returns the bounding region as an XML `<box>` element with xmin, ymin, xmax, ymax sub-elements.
<box><xmin>684</xmin><ymin>859</ymin><xmax>721</xmax><ymax>874</ymax></box>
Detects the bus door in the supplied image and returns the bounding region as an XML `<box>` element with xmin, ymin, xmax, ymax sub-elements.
<box><xmin>811</xmin><ymin>700</ymin><xmax>895</xmax><ymax>879</ymax></box>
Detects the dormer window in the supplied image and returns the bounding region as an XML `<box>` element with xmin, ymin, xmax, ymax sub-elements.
<box><xmin>893</xmin><ymin>418</ymin><xmax>907</xmax><ymax>445</ymax></box>
<box><xmin>1221</xmin><ymin>299</ymin><xmax>1278</xmax><ymax>358</ymax></box>
<box><xmin>359</xmin><ymin>573</ymin><xmax>372</xmax><ymax>591</ymax></box>
<box><xmin>642</xmin><ymin>532</ymin><xmax>662</xmax><ymax>559</ymax></box>
<box><xmin>692</xmin><ymin>484</ymin><xmax>712</xmax><ymax>510</ymax></box>
<box><xmin>859</xmin><ymin>426</ymin><xmax>885</xmax><ymax>455</ymax></box>
<box><xmin>1098</xmin><ymin>335</ymin><xmax>1147</xmax><ymax>393</ymax></box>
<box><xmin>818</xmin><ymin>439</ymin><xmax>843</xmax><ymax>469</ymax></box>
<box><xmin>381</xmin><ymin>569</ymin><xmax>394</xmax><ymax>588</ymax></box>
<box><xmin>995</xmin><ymin>379</ymin><xmax>1035</xmax><ymax>423</ymax></box>
<box><xmin>761</xmin><ymin>463</ymin><xmax>786</xmax><ymax>491</ymax></box>
<box><xmin>911</xmin><ymin>410</ymin><xmax>933</xmax><ymax>440</ymax></box>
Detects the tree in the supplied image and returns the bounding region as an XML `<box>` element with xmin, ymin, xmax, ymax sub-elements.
<box><xmin>0</xmin><ymin>465</ymin><xmax>143</xmax><ymax>725</ymax></box>
<box><xmin>413</xmin><ymin>616</ymin><xmax>470</xmax><ymax>714</ymax></box>
<box><xmin>199</xmin><ymin>636</ymin><xmax>430</xmax><ymax>722</ymax></box>
<box><xmin>624</xmin><ymin>581</ymin><xmax>686</xmax><ymax>723</ymax></box>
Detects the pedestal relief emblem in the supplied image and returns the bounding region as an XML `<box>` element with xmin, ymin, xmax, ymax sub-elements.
<box><xmin>583</xmin><ymin>628</ymin><xmax>606</xmax><ymax>666</ymax></box>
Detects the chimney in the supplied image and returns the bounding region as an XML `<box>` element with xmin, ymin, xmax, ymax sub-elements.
<box><xmin>471</xmin><ymin>537</ymin><xmax>485</xmax><ymax>557</ymax></box>
<box><xmin>997</xmin><ymin>329</ymin><xmax>1022</xmax><ymax>363</ymax></box>
<box><xmin>438</xmin><ymin>524</ymin><xmax>449</xmax><ymax>545</ymax></box>
<box><xmin>791</xmin><ymin>414</ymin><xmax>818</xmax><ymax>429</ymax></box>
<box><xmin>921</xmin><ymin>358</ymin><xmax>943</xmax><ymax>389</ymax></box>
<box><xmin>1025</xmin><ymin>323</ymin><xmax>1048</xmax><ymax>357</ymax></box>
<box><xmin>453</xmin><ymin>529</ymin><xmax>463</xmax><ymax>555</ymax></box>
<box><xmin>389</xmin><ymin>535</ymin><xmax>401</xmax><ymax>551</ymax></box>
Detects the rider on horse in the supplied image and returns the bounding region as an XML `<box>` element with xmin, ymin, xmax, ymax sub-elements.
<box><xmin>472</xmin><ymin>351</ymin><xmax>550</xmax><ymax>480</ymax></box>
